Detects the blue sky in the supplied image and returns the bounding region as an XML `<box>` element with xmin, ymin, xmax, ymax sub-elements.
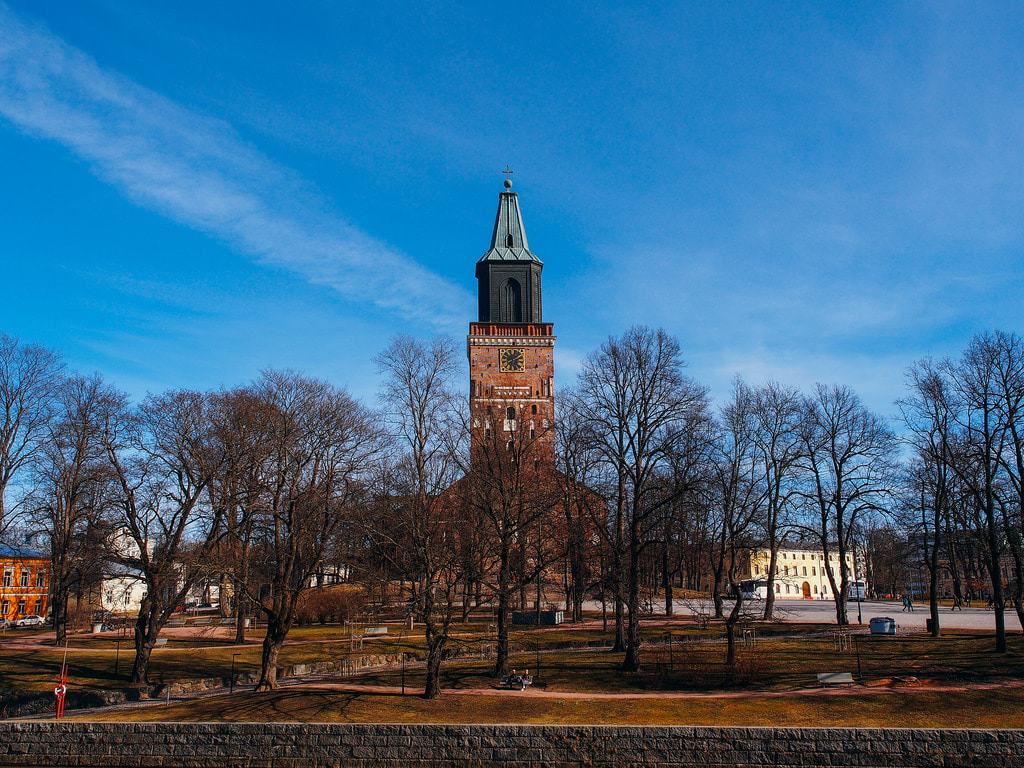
<box><xmin>1</xmin><ymin>2</ymin><xmax>1022</xmax><ymax>416</ymax></box>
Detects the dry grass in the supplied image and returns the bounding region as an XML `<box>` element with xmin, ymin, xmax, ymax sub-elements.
<box><xmin>73</xmin><ymin>685</ymin><xmax>1024</xmax><ymax>728</ymax></box>
<box><xmin>4</xmin><ymin>623</ymin><xmax>1021</xmax><ymax>698</ymax></box>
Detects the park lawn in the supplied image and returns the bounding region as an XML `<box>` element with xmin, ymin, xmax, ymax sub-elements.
<box><xmin>71</xmin><ymin>684</ymin><xmax>1024</xmax><ymax>728</ymax></box>
<box><xmin>346</xmin><ymin>633</ymin><xmax>1024</xmax><ymax>694</ymax></box>
<box><xmin>4</xmin><ymin>624</ymin><xmax>1019</xmax><ymax>695</ymax></box>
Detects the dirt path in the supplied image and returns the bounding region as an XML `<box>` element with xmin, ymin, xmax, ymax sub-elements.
<box><xmin>297</xmin><ymin>677</ymin><xmax>1024</xmax><ymax>701</ymax></box>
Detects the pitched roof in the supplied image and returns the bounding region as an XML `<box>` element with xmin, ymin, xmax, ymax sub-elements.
<box><xmin>0</xmin><ymin>543</ymin><xmax>48</xmax><ymax>559</ymax></box>
<box><xmin>478</xmin><ymin>180</ymin><xmax>542</xmax><ymax>265</ymax></box>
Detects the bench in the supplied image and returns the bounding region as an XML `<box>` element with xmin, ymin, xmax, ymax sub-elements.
<box><xmin>817</xmin><ymin>672</ymin><xmax>854</xmax><ymax>687</ymax></box>
<box><xmin>364</xmin><ymin>626</ymin><xmax>389</xmax><ymax>636</ymax></box>
<box><xmin>501</xmin><ymin>671</ymin><xmax>533</xmax><ymax>691</ymax></box>
<box><xmin>154</xmin><ymin>638</ymin><xmax>168</xmax><ymax>647</ymax></box>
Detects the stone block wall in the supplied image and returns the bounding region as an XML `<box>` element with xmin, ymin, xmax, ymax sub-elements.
<box><xmin>0</xmin><ymin>722</ymin><xmax>1021</xmax><ymax>767</ymax></box>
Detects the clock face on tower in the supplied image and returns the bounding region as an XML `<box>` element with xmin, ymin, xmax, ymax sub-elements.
<box><xmin>499</xmin><ymin>348</ymin><xmax>526</xmax><ymax>372</ymax></box>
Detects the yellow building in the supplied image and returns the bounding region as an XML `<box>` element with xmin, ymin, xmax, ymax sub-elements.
<box><xmin>0</xmin><ymin>544</ymin><xmax>49</xmax><ymax>622</ymax></box>
<box><xmin>748</xmin><ymin>545</ymin><xmax>864</xmax><ymax>599</ymax></box>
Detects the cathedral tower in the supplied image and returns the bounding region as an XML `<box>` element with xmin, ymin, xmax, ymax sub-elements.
<box><xmin>468</xmin><ymin>178</ymin><xmax>555</xmax><ymax>464</ymax></box>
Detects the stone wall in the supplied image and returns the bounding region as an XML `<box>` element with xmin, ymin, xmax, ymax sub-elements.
<box><xmin>1</xmin><ymin>722</ymin><xmax>1022</xmax><ymax>767</ymax></box>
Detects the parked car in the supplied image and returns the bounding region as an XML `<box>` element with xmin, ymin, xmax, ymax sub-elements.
<box><xmin>0</xmin><ymin>618</ymin><xmax>13</xmax><ymax>630</ymax></box>
<box><xmin>14</xmin><ymin>614</ymin><xmax>45</xmax><ymax>627</ymax></box>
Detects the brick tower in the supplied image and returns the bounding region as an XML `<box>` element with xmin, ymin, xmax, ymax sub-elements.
<box><xmin>468</xmin><ymin>177</ymin><xmax>555</xmax><ymax>465</ymax></box>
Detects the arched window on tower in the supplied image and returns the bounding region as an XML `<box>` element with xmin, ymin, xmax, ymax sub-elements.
<box><xmin>506</xmin><ymin>406</ymin><xmax>516</xmax><ymax>421</ymax></box>
<box><xmin>503</xmin><ymin>279</ymin><xmax>522</xmax><ymax>322</ymax></box>
<box><xmin>506</xmin><ymin>233</ymin><xmax>514</xmax><ymax>247</ymax></box>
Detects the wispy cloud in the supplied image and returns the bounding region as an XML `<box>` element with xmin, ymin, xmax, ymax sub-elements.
<box><xmin>0</xmin><ymin>4</ymin><xmax>474</xmax><ymax>330</ymax></box>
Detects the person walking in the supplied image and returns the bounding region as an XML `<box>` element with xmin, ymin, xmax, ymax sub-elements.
<box><xmin>907</xmin><ymin>594</ymin><xmax>914</xmax><ymax>612</ymax></box>
<box><xmin>900</xmin><ymin>594</ymin><xmax>909</xmax><ymax>613</ymax></box>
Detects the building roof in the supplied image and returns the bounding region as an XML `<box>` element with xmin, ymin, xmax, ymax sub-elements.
<box><xmin>478</xmin><ymin>179</ymin><xmax>542</xmax><ymax>265</ymax></box>
<box><xmin>0</xmin><ymin>543</ymin><xmax>48</xmax><ymax>560</ymax></box>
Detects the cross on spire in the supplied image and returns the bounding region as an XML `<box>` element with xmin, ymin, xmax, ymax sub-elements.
<box><xmin>501</xmin><ymin>165</ymin><xmax>514</xmax><ymax>183</ymax></box>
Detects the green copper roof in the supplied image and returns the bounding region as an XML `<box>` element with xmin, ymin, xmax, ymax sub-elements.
<box><xmin>478</xmin><ymin>180</ymin><xmax>543</xmax><ymax>264</ymax></box>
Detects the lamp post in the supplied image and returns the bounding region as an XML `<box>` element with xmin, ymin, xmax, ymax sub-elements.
<box><xmin>852</xmin><ymin>535</ymin><xmax>863</xmax><ymax>625</ymax></box>
<box><xmin>230</xmin><ymin>653</ymin><xmax>240</xmax><ymax>694</ymax></box>
<box><xmin>114</xmin><ymin>638</ymin><xmax>120</xmax><ymax>677</ymax></box>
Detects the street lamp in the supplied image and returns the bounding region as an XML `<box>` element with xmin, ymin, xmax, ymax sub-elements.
<box><xmin>852</xmin><ymin>536</ymin><xmax>863</xmax><ymax>625</ymax></box>
<box><xmin>230</xmin><ymin>653</ymin><xmax>241</xmax><ymax>694</ymax></box>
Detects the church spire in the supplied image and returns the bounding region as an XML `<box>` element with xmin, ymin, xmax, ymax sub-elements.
<box><xmin>475</xmin><ymin>175</ymin><xmax>544</xmax><ymax>323</ymax></box>
<box><xmin>479</xmin><ymin>177</ymin><xmax>542</xmax><ymax>264</ymax></box>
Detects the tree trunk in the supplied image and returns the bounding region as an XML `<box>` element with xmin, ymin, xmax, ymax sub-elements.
<box><xmin>257</xmin><ymin>618</ymin><xmax>286</xmax><ymax>690</ymax></box>
<box><xmin>662</xmin><ymin>542</ymin><xmax>673</xmax><ymax>617</ymax></box>
<box><xmin>763</xmin><ymin>548</ymin><xmax>779</xmax><ymax>621</ymax></box>
<box><xmin>494</xmin><ymin>543</ymin><xmax>511</xmax><ymax>676</ymax></box>
<box><xmin>621</xmin><ymin>519</ymin><xmax>642</xmax><ymax>672</ymax></box>
<box><xmin>130</xmin><ymin>604</ymin><xmax>159</xmax><ymax>689</ymax></box>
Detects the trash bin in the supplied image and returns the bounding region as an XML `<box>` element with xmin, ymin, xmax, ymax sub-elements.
<box><xmin>925</xmin><ymin>618</ymin><xmax>935</xmax><ymax>634</ymax></box>
<box><xmin>91</xmin><ymin>622</ymin><xmax>104</xmax><ymax>633</ymax></box>
<box><xmin>869</xmin><ymin>617</ymin><xmax>896</xmax><ymax>635</ymax></box>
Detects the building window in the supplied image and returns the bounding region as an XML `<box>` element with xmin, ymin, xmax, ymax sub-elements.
<box><xmin>506</xmin><ymin>406</ymin><xmax>516</xmax><ymax>421</ymax></box>
<box><xmin>775</xmin><ymin>584</ymin><xmax>780</xmax><ymax>594</ymax></box>
<box><xmin>2</xmin><ymin>568</ymin><xmax>11</xmax><ymax>588</ymax></box>
<box><xmin>503</xmin><ymin>279</ymin><xmax>522</xmax><ymax>323</ymax></box>
<box><xmin>802</xmin><ymin>567</ymin><xmax>807</xmax><ymax>576</ymax></box>
<box><xmin>506</xmin><ymin>440</ymin><xmax>514</xmax><ymax>452</ymax></box>
<box><xmin>813</xmin><ymin>585</ymin><xmax>818</xmax><ymax>594</ymax></box>
<box><xmin>18</xmin><ymin>601</ymin><xmax>26</xmax><ymax>615</ymax></box>
<box><xmin>0</xmin><ymin>600</ymin><xmax>7</xmax><ymax>615</ymax></box>
<box><xmin>36</xmin><ymin>571</ymin><xmax>45</xmax><ymax>588</ymax></box>
<box><xmin>20</xmin><ymin>570</ymin><xmax>29</xmax><ymax>588</ymax></box>
<box><xmin>531</xmin><ymin>404</ymin><xmax>537</xmax><ymax>414</ymax></box>
<box><xmin>812</xmin><ymin>567</ymin><xmax>816</xmax><ymax>576</ymax></box>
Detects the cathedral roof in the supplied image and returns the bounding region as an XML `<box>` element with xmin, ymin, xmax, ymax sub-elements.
<box><xmin>478</xmin><ymin>179</ymin><xmax>543</xmax><ymax>265</ymax></box>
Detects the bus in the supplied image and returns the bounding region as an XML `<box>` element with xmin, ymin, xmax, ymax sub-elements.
<box><xmin>847</xmin><ymin>580</ymin><xmax>867</xmax><ymax>601</ymax></box>
<box><xmin>739</xmin><ymin>579</ymin><xmax>770</xmax><ymax>600</ymax></box>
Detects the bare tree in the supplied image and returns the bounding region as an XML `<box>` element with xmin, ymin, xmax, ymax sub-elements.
<box><xmin>0</xmin><ymin>333</ymin><xmax>62</xmax><ymax>537</ymax></box>
<box><xmin>247</xmin><ymin>371</ymin><xmax>379</xmax><ymax>690</ymax></box>
<box><xmin>900</xmin><ymin>359</ymin><xmax>956</xmax><ymax>636</ymax></box>
<box><xmin>373</xmin><ymin>335</ymin><xmax>464</xmax><ymax>699</ymax></box>
<box><xmin>556</xmin><ymin>390</ymin><xmax>610</xmax><ymax>623</ymax></box>
<box><xmin>987</xmin><ymin>331</ymin><xmax>1024</xmax><ymax>631</ymax></box>
<box><xmin>31</xmin><ymin>374</ymin><xmax>116</xmax><ymax>643</ymax></box>
<box><xmin>944</xmin><ymin>332</ymin><xmax>1017</xmax><ymax>651</ymax></box>
<box><xmin>461</xmin><ymin>401</ymin><xmax>561</xmax><ymax>677</ymax></box>
<box><xmin>206</xmin><ymin>388</ymin><xmax>277</xmax><ymax>644</ymax></box>
<box><xmin>751</xmin><ymin>382</ymin><xmax>803</xmax><ymax>620</ymax></box>
<box><xmin>578</xmin><ymin>327</ymin><xmax>706</xmax><ymax>671</ymax></box>
<box><xmin>102</xmin><ymin>390</ymin><xmax>224</xmax><ymax>689</ymax></box>
<box><xmin>711</xmin><ymin>380</ymin><xmax>765</xmax><ymax>663</ymax></box>
<box><xmin>798</xmin><ymin>384</ymin><xmax>896</xmax><ymax>626</ymax></box>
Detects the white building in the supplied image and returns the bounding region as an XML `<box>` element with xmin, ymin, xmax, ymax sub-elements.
<box><xmin>747</xmin><ymin>545</ymin><xmax>866</xmax><ymax>600</ymax></box>
<box><xmin>99</xmin><ymin>572</ymin><xmax>147</xmax><ymax>614</ymax></box>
